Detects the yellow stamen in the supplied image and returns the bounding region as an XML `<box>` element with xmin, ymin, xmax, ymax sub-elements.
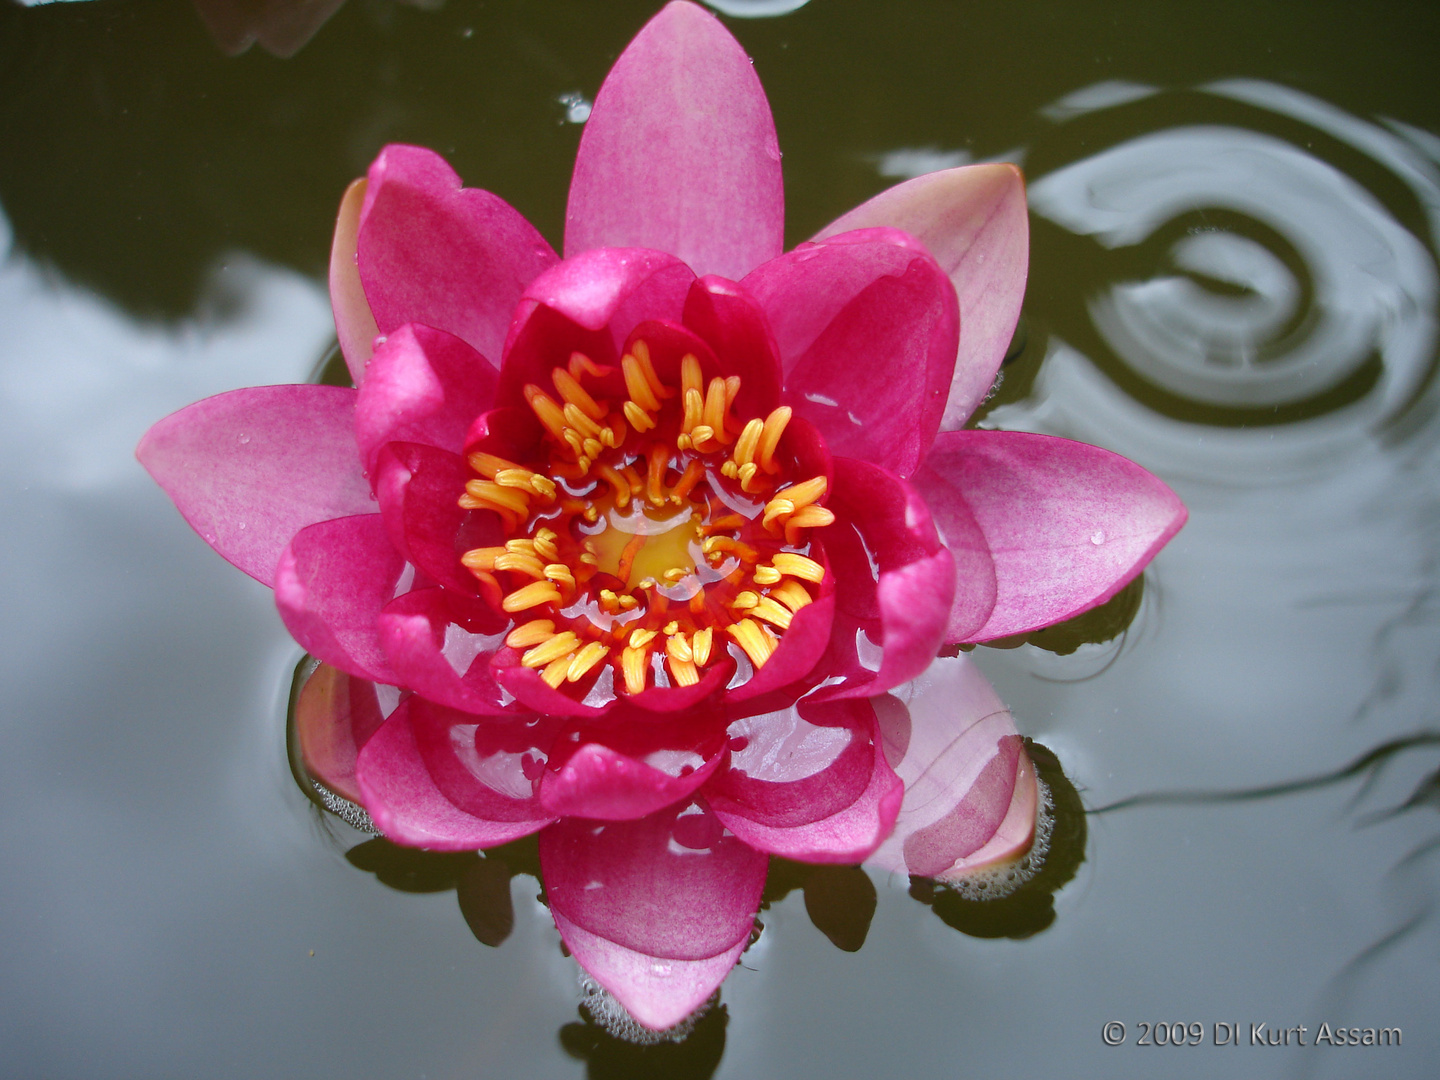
<box><xmin>542</xmin><ymin>655</ymin><xmax>573</xmax><ymax>688</ymax></box>
<box><xmin>563</xmin><ymin>402</ymin><xmax>603</xmax><ymax>438</ymax></box>
<box><xmin>460</xmin><ymin>547</ymin><xmax>505</xmax><ymax>572</ymax></box>
<box><xmin>738</xmin><ymin>461</ymin><xmax>762</xmax><ymax>493</ymax></box>
<box><xmin>724</xmin><ymin>375</ymin><xmax>741</xmax><ymax>410</ymax></box>
<box><xmin>762</xmin><ymin>498</ymin><xmax>795</xmax><ymax>530</ymax></box>
<box><xmin>629</xmin><ymin>628</ymin><xmax>658</xmax><ymax>649</ymax></box>
<box><xmin>668</xmin><ymin>655</ymin><xmax>700</xmax><ymax>687</ymax></box>
<box><xmin>728</xmin><ymin>618</ymin><xmax>775</xmax><ymax>667</ymax></box>
<box><xmin>596</xmin><ymin>463</ymin><xmax>632</xmax><ymax>508</ymax></box>
<box><xmin>671</xmin><ymin>458</ymin><xmax>706</xmax><ymax>502</ymax></box>
<box><xmin>680</xmin><ymin>353</ymin><xmax>703</xmax><ymax>399</ymax></box>
<box><xmin>622</xmin><ymin>355</ymin><xmax>662</xmax><ymax>413</ymax></box>
<box><xmin>733</xmin><ymin>418</ymin><xmax>763</xmax><ymax>468</ymax></box>
<box><xmin>732</xmin><ymin>591</ymin><xmax>760</xmax><ymax>609</ymax></box>
<box><xmin>751</xmin><ymin>564</ymin><xmax>782</xmax><ymax>585</ymax></box>
<box><xmin>502</xmin><ymin>581</ymin><xmax>562</xmax><ymax>612</ymax></box>
<box><xmin>623</xmin><ymin>399</ymin><xmax>655</xmax><ymax>432</ymax></box>
<box><xmin>566</xmin><ymin>642</ymin><xmax>610</xmax><ymax>682</ymax></box>
<box><xmin>691</xmin><ymin>626</ymin><xmax>713</xmax><ymax>666</ymax></box>
<box><xmin>552</xmin><ymin>367</ymin><xmax>604</xmax><ymax>420</ymax></box>
<box><xmin>771</xmin><ymin>552</ymin><xmax>825</xmax><ymax>583</ymax></box>
<box><xmin>463</xmin><ymin>480</ymin><xmax>530</xmax><ymax>516</ymax></box>
<box><xmin>758</xmin><ymin>405</ymin><xmax>791</xmax><ymax>473</ymax></box>
<box><xmin>532</xmin><ymin>529</ymin><xmax>559</xmax><ymax>562</ymax></box>
<box><xmin>631</xmin><ymin>340</ymin><xmax>671</xmax><ymax>399</ymax></box>
<box><xmin>568</xmin><ymin>351</ymin><xmax>609</xmax><ymax>381</ymax></box>
<box><xmin>494</xmin><ymin>552</ymin><xmax>547</xmax><ymax>579</ymax></box>
<box><xmin>681</xmin><ymin>387</ymin><xmax>704</xmax><ymax>434</ymax></box>
<box><xmin>666</xmin><ymin>633</ymin><xmax>694</xmax><ymax>664</ymax></box>
<box><xmin>467</xmin><ymin>451</ymin><xmax>521</xmax><ymax>478</ymax></box>
<box><xmin>505</xmin><ymin>620</ymin><xmax>556</xmax><ymax>648</ymax></box>
<box><xmin>544</xmin><ymin>563</ymin><xmax>576</xmax><ymax>589</ymax></box>
<box><xmin>702</xmin><ymin>378</ymin><xmax>732</xmax><ymax>443</ymax></box>
<box><xmin>521</xmin><ymin>631</ymin><xmax>580</xmax><ymax>668</ymax></box>
<box><xmin>771</xmin><ymin>579</ymin><xmax>814</xmax><ymax>613</ymax></box>
<box><xmin>750</xmin><ymin>596</ymin><xmax>794</xmax><ymax>629</ymax></box>
<box><xmin>784</xmin><ymin>505</ymin><xmax>836</xmax><ymax>545</ymax></box>
<box><xmin>778</xmin><ymin>475</ymin><xmax>827</xmax><ymax>510</ymax></box>
<box><xmin>621</xmin><ymin>645</ymin><xmax>650</xmax><ymax>694</ymax></box>
<box><xmin>524</xmin><ymin>385</ymin><xmax>570</xmax><ymax>442</ymax></box>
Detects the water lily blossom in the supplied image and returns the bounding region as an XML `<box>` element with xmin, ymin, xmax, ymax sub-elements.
<box><xmin>138</xmin><ymin>1</ymin><xmax>1185</xmax><ymax>1030</ymax></box>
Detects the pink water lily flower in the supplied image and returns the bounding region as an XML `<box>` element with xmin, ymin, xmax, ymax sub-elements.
<box><xmin>138</xmin><ymin>1</ymin><xmax>1185</xmax><ymax>1030</ymax></box>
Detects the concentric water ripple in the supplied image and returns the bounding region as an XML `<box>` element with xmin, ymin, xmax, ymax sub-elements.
<box><xmin>997</xmin><ymin>80</ymin><xmax>1440</xmax><ymax>479</ymax></box>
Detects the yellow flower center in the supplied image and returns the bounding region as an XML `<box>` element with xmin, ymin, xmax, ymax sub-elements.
<box><xmin>457</xmin><ymin>341</ymin><xmax>833</xmax><ymax>697</ymax></box>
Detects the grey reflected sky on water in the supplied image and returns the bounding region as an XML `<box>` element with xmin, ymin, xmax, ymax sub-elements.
<box><xmin>1</xmin><ymin>3</ymin><xmax>1439</xmax><ymax>1077</ymax></box>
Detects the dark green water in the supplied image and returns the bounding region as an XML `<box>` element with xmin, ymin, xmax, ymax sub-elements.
<box><xmin>2</xmin><ymin>1</ymin><xmax>1437</xmax><ymax>1077</ymax></box>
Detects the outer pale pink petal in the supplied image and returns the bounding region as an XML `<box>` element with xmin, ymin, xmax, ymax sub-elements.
<box><xmin>927</xmin><ymin>431</ymin><xmax>1187</xmax><ymax>640</ymax></box>
<box><xmin>355</xmin><ymin>699</ymin><xmax>554</xmax><ymax>850</ymax></box>
<box><xmin>274</xmin><ymin>515</ymin><xmax>404</xmax><ymax>684</ymax></box>
<box><xmin>910</xmin><ymin>463</ymin><xmax>999</xmax><ymax>643</ymax></box>
<box><xmin>869</xmin><ymin>653</ymin><xmax>1039</xmax><ymax>880</ymax></box>
<box><xmin>330</xmin><ymin>178</ymin><xmax>381</xmax><ymax>385</ymax></box>
<box><xmin>815</xmin><ymin>164</ymin><xmax>1029</xmax><ymax>429</ymax></box>
<box><xmin>137</xmin><ymin>385</ymin><xmax>374</xmax><ymax>587</ymax></box>
<box><xmin>354</xmin><ymin>324</ymin><xmax>499</xmax><ymax>469</ymax></box>
<box><xmin>294</xmin><ymin>663</ymin><xmax>386</xmax><ymax>804</ymax></box>
<box><xmin>707</xmin><ymin>697</ymin><xmax>904</xmax><ymax>863</ymax></box>
<box><xmin>742</xmin><ymin>228</ymin><xmax>957</xmax><ymax>477</ymax></box>
<box><xmin>816</xmin><ymin>457</ymin><xmax>956</xmax><ymax>700</ymax></box>
<box><xmin>358</xmin><ymin>144</ymin><xmax>558</xmax><ymax>362</ymax></box>
<box><xmin>564</xmin><ymin>1</ymin><xmax>784</xmax><ymax>279</ymax></box>
<box><xmin>540</xmin><ymin>802</ymin><xmax>768</xmax><ymax>1029</ymax></box>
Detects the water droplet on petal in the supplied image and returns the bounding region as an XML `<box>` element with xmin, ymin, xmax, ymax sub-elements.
<box><xmin>238</xmin><ymin>433</ymin><xmax>251</xmax><ymax>445</ymax></box>
<box><xmin>1090</xmin><ymin>529</ymin><xmax>1106</xmax><ymax>545</ymax></box>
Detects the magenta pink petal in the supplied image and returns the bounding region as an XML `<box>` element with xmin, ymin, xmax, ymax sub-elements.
<box><xmin>371</xmin><ymin>442</ymin><xmax>477</xmax><ymax>594</ymax></box>
<box><xmin>354</xmin><ymin>324</ymin><xmax>499</xmax><ymax>469</ymax></box>
<box><xmin>815</xmin><ymin>164</ymin><xmax>1029</xmax><ymax>429</ymax></box>
<box><xmin>355</xmin><ymin>699</ymin><xmax>554</xmax><ymax>851</ymax></box>
<box><xmin>742</xmin><ymin>228</ymin><xmax>957</xmax><ymax>477</ymax></box>
<box><xmin>539</xmin><ymin>714</ymin><xmax>728</xmax><ymax>821</ymax></box>
<box><xmin>724</xmin><ymin>571</ymin><xmax>835</xmax><ymax>706</ymax></box>
<box><xmin>869</xmin><ymin>653</ymin><xmax>1039</xmax><ymax>881</ymax></box>
<box><xmin>681</xmin><ymin>275</ymin><xmax>784</xmax><ymax>420</ymax></box>
<box><xmin>377</xmin><ymin>588</ymin><xmax>514</xmax><ymax>716</ymax></box>
<box><xmin>926</xmin><ymin>430</ymin><xmax>1187</xmax><ymax>640</ymax></box>
<box><xmin>910</xmin><ymin>463</ymin><xmax>999</xmax><ymax>643</ymax></box>
<box><xmin>358</xmin><ymin>143</ymin><xmax>558</xmax><ymax>363</ymax></box>
<box><xmin>329</xmin><ymin>177</ymin><xmax>380</xmax><ymax>385</ymax></box>
<box><xmin>540</xmin><ymin>801</ymin><xmax>768</xmax><ymax>1027</ymax></box>
<box><xmin>816</xmin><ymin>457</ymin><xmax>956</xmax><ymax>700</ymax></box>
<box><xmin>273</xmin><ymin>515</ymin><xmax>405</xmax><ymax>684</ymax></box>
<box><xmin>707</xmin><ymin>697</ymin><xmax>904</xmax><ymax>862</ymax></box>
<box><xmin>137</xmin><ymin>385</ymin><xmax>374</xmax><ymax>587</ymax></box>
<box><xmin>564</xmin><ymin>2</ymin><xmax>784</xmax><ymax>281</ymax></box>
<box><xmin>294</xmin><ymin>663</ymin><xmax>386</xmax><ymax>804</ymax></box>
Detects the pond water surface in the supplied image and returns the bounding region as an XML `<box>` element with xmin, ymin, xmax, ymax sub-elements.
<box><xmin>2</xmin><ymin>2</ymin><xmax>1438</xmax><ymax>1078</ymax></box>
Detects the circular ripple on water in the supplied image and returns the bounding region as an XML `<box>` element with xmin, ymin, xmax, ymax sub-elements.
<box><xmin>1004</xmin><ymin>80</ymin><xmax>1440</xmax><ymax>478</ymax></box>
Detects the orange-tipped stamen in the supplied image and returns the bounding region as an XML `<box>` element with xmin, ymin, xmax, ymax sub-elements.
<box><xmin>494</xmin><ymin>551</ymin><xmax>547</xmax><ymax>579</ymax></box>
<box><xmin>784</xmin><ymin>505</ymin><xmax>836</xmax><ymax>545</ymax></box>
<box><xmin>771</xmin><ymin>552</ymin><xmax>825</xmax><ymax>583</ymax></box>
<box><xmin>771</xmin><ymin>579</ymin><xmax>814</xmax><ymax>613</ymax></box>
<box><xmin>506</xmin><ymin>620</ymin><xmax>556</xmax><ymax>648</ymax></box>
<box><xmin>670</xmin><ymin>458</ymin><xmax>706</xmax><ymax>502</ymax></box>
<box><xmin>524</xmin><ymin>385</ymin><xmax>570</xmax><ymax>442</ymax></box>
<box><xmin>621</xmin><ymin>645</ymin><xmax>650</xmax><ymax>695</ymax></box>
<box><xmin>463</xmin><ymin>480</ymin><xmax>530</xmax><ymax>516</ymax></box>
<box><xmin>521</xmin><ymin>631</ymin><xmax>580</xmax><ymax>668</ymax></box>
<box><xmin>502</xmin><ymin>581</ymin><xmax>562</xmax><ymax>612</ymax></box>
<box><xmin>691</xmin><ymin>627</ymin><xmax>713</xmax><ymax>666</ymax></box>
<box><xmin>461</xmin><ymin>546</ymin><xmax>506</xmax><ymax>572</ymax></box>
<box><xmin>552</xmin><ymin>367</ymin><xmax>604</xmax><ymax>420</ymax></box>
<box><xmin>541</xmin><ymin>655</ymin><xmax>573</xmax><ymax>688</ymax></box>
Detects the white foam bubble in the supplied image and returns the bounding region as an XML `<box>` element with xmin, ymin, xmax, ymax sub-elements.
<box><xmin>578</xmin><ymin>976</ymin><xmax>713</xmax><ymax>1045</ymax></box>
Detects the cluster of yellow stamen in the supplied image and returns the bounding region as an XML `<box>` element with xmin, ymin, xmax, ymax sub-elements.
<box><xmin>457</xmin><ymin>341</ymin><xmax>834</xmax><ymax>698</ymax></box>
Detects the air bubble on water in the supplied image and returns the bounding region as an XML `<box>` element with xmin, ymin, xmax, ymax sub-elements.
<box><xmin>947</xmin><ymin>777</ymin><xmax>1055</xmax><ymax>901</ymax></box>
<box><xmin>311</xmin><ymin>780</ymin><xmax>379</xmax><ymax>834</ymax></box>
<box><xmin>1090</xmin><ymin>529</ymin><xmax>1106</xmax><ymax>545</ymax></box>
<box><xmin>558</xmin><ymin>92</ymin><xmax>592</xmax><ymax>124</ymax></box>
<box><xmin>578</xmin><ymin>976</ymin><xmax>711</xmax><ymax>1045</ymax></box>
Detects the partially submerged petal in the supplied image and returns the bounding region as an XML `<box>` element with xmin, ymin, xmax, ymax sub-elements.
<box><xmin>707</xmin><ymin>696</ymin><xmax>904</xmax><ymax>863</ymax></box>
<box><xmin>815</xmin><ymin>164</ymin><xmax>1029</xmax><ymax>429</ymax></box>
<box><xmin>926</xmin><ymin>431</ymin><xmax>1187</xmax><ymax>640</ymax></box>
<box><xmin>540</xmin><ymin>802</ymin><xmax>768</xmax><ymax>1029</ymax></box>
<box><xmin>274</xmin><ymin>514</ymin><xmax>405</xmax><ymax>684</ymax></box>
<box><xmin>869</xmin><ymin>653</ymin><xmax>1039</xmax><ymax>882</ymax></box>
<box><xmin>565</xmin><ymin>1</ymin><xmax>784</xmax><ymax>279</ymax></box>
<box><xmin>136</xmin><ymin>385</ymin><xmax>373</xmax><ymax>587</ymax></box>
<box><xmin>330</xmin><ymin>177</ymin><xmax>380</xmax><ymax>385</ymax></box>
<box><xmin>294</xmin><ymin>663</ymin><xmax>386</xmax><ymax>804</ymax></box>
<box><xmin>743</xmin><ymin>228</ymin><xmax>957</xmax><ymax>477</ymax></box>
<box><xmin>358</xmin><ymin>144</ymin><xmax>558</xmax><ymax>362</ymax></box>
<box><xmin>355</xmin><ymin>698</ymin><xmax>555</xmax><ymax>850</ymax></box>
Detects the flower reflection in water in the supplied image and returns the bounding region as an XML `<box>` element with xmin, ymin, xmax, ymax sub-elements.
<box><xmin>140</xmin><ymin>2</ymin><xmax>1185</xmax><ymax>1035</ymax></box>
